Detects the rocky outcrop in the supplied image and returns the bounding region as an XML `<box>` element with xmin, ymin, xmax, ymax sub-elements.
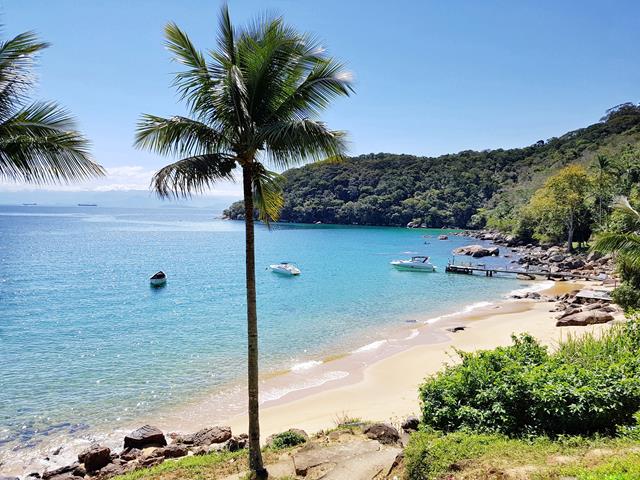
<box><xmin>556</xmin><ymin>310</ymin><xmax>615</xmax><ymax>327</ymax></box>
<box><xmin>452</xmin><ymin>244</ymin><xmax>500</xmax><ymax>258</ymax></box>
<box><xmin>177</xmin><ymin>425</ymin><xmax>232</xmax><ymax>446</ymax></box>
<box><xmin>78</xmin><ymin>445</ymin><xmax>111</xmax><ymax>472</ymax></box>
<box><xmin>363</xmin><ymin>423</ymin><xmax>400</xmax><ymax>445</ymax></box>
<box><xmin>123</xmin><ymin>425</ymin><xmax>167</xmax><ymax>450</ymax></box>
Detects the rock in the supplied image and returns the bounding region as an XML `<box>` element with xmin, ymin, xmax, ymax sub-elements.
<box><xmin>226</xmin><ymin>433</ymin><xmax>248</xmax><ymax>452</ymax></box>
<box><xmin>78</xmin><ymin>444</ymin><xmax>111</xmax><ymax>472</ymax></box>
<box><xmin>0</xmin><ymin>477</ymin><xmax>20</xmax><ymax>480</ymax></box>
<box><xmin>179</xmin><ymin>426</ymin><xmax>232</xmax><ymax>446</ymax></box>
<box><xmin>557</xmin><ymin>307</ymin><xmax>582</xmax><ymax>319</ymax></box>
<box><xmin>453</xmin><ymin>245</ymin><xmax>499</xmax><ymax>258</ymax></box>
<box><xmin>556</xmin><ymin>311</ymin><xmax>614</xmax><ymax>327</ymax></box>
<box><xmin>438</xmin><ymin>234</ymin><xmax>448</xmax><ymax>240</ymax></box>
<box><xmin>363</xmin><ymin>423</ymin><xmax>400</xmax><ymax>445</ymax></box>
<box><xmin>157</xmin><ymin>444</ymin><xmax>188</xmax><ymax>459</ymax></box>
<box><xmin>446</xmin><ymin>326</ymin><xmax>466</xmax><ymax>333</ymax></box>
<box><xmin>401</xmin><ymin>416</ymin><xmax>420</xmax><ymax>432</ymax></box>
<box><xmin>124</xmin><ymin>425</ymin><xmax>167</xmax><ymax>450</ymax></box>
<box><xmin>119</xmin><ymin>448</ymin><xmax>142</xmax><ymax>461</ymax></box>
<box><xmin>42</xmin><ymin>464</ymin><xmax>79</xmax><ymax>480</ymax></box>
<box><xmin>549</xmin><ymin>254</ymin><xmax>565</xmax><ymax>263</ymax></box>
<box><xmin>94</xmin><ymin>461</ymin><xmax>136</xmax><ymax>478</ymax></box>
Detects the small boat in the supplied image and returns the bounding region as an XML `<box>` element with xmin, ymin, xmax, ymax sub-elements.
<box><xmin>269</xmin><ymin>262</ymin><xmax>301</xmax><ymax>276</ymax></box>
<box><xmin>150</xmin><ymin>271</ymin><xmax>167</xmax><ymax>286</ymax></box>
<box><xmin>391</xmin><ymin>255</ymin><xmax>436</xmax><ymax>272</ymax></box>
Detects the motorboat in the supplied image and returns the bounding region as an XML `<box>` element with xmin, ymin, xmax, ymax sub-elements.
<box><xmin>269</xmin><ymin>262</ymin><xmax>301</xmax><ymax>276</ymax></box>
<box><xmin>390</xmin><ymin>255</ymin><xmax>436</xmax><ymax>272</ymax></box>
<box><xmin>150</xmin><ymin>271</ymin><xmax>167</xmax><ymax>286</ymax></box>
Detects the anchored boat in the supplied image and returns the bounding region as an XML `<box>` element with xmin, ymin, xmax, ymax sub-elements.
<box><xmin>269</xmin><ymin>262</ymin><xmax>301</xmax><ymax>276</ymax></box>
<box><xmin>391</xmin><ymin>255</ymin><xmax>436</xmax><ymax>272</ymax></box>
<box><xmin>150</xmin><ymin>271</ymin><xmax>167</xmax><ymax>286</ymax></box>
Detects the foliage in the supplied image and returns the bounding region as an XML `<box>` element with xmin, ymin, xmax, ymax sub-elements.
<box><xmin>225</xmin><ymin>104</ymin><xmax>640</xmax><ymax>228</ymax></box>
<box><xmin>268</xmin><ymin>430</ymin><xmax>308</xmax><ymax>450</ymax></box>
<box><xmin>612</xmin><ymin>284</ymin><xmax>640</xmax><ymax>311</ymax></box>
<box><xmin>418</xmin><ymin>320</ymin><xmax>640</xmax><ymax>437</ymax></box>
<box><xmin>0</xmin><ymin>30</ymin><xmax>104</xmax><ymax>183</ymax></box>
<box><xmin>523</xmin><ymin>164</ymin><xmax>592</xmax><ymax>250</ymax></box>
<box><xmin>404</xmin><ymin>430</ymin><xmax>640</xmax><ymax>480</ymax></box>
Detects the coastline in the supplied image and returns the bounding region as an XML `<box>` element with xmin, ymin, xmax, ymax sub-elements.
<box><xmin>163</xmin><ymin>279</ymin><xmax>608</xmax><ymax>439</ymax></box>
<box><xmin>1</xmin><ymin>278</ymin><xmax>616</xmax><ymax>476</ymax></box>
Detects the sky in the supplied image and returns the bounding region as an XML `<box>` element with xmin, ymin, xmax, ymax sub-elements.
<box><xmin>1</xmin><ymin>0</ymin><xmax>639</xmax><ymax>204</ymax></box>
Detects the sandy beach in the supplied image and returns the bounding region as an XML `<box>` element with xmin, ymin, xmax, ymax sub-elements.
<box><xmin>219</xmin><ymin>280</ymin><xmax>616</xmax><ymax>439</ymax></box>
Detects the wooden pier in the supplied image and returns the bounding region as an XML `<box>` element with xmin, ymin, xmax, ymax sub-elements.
<box><xmin>444</xmin><ymin>263</ymin><xmax>596</xmax><ymax>281</ymax></box>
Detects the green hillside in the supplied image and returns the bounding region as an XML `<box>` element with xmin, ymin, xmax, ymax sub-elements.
<box><xmin>224</xmin><ymin>104</ymin><xmax>640</xmax><ymax>228</ymax></box>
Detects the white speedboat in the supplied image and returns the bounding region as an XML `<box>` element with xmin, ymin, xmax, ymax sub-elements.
<box><xmin>269</xmin><ymin>262</ymin><xmax>301</xmax><ymax>276</ymax></box>
<box><xmin>150</xmin><ymin>271</ymin><xmax>167</xmax><ymax>286</ymax></box>
<box><xmin>391</xmin><ymin>256</ymin><xmax>436</xmax><ymax>272</ymax></box>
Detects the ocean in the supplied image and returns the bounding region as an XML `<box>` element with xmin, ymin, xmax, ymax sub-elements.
<box><xmin>0</xmin><ymin>205</ymin><xmax>525</xmax><ymax>468</ymax></box>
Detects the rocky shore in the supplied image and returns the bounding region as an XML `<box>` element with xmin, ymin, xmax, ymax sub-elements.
<box><xmin>4</xmin><ymin>420</ymin><xmax>419</xmax><ymax>480</ymax></box>
<box><xmin>452</xmin><ymin>229</ymin><xmax>616</xmax><ymax>282</ymax></box>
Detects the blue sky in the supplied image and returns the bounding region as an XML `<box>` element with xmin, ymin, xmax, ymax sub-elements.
<box><xmin>1</xmin><ymin>0</ymin><xmax>639</xmax><ymax>200</ymax></box>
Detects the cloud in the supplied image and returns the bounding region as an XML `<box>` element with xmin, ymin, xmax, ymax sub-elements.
<box><xmin>0</xmin><ymin>164</ymin><xmax>243</xmax><ymax>197</ymax></box>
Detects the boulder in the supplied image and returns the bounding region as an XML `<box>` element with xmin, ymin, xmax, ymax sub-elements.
<box><xmin>401</xmin><ymin>416</ymin><xmax>420</xmax><ymax>432</ymax></box>
<box><xmin>548</xmin><ymin>254</ymin><xmax>565</xmax><ymax>263</ymax></box>
<box><xmin>157</xmin><ymin>444</ymin><xmax>188</xmax><ymax>459</ymax></box>
<box><xmin>363</xmin><ymin>423</ymin><xmax>400</xmax><ymax>445</ymax></box>
<box><xmin>123</xmin><ymin>425</ymin><xmax>167</xmax><ymax>450</ymax></box>
<box><xmin>438</xmin><ymin>234</ymin><xmax>448</xmax><ymax>240</ymax></box>
<box><xmin>226</xmin><ymin>433</ymin><xmax>248</xmax><ymax>452</ymax></box>
<box><xmin>556</xmin><ymin>311</ymin><xmax>614</xmax><ymax>327</ymax></box>
<box><xmin>179</xmin><ymin>426</ymin><xmax>232</xmax><ymax>446</ymax></box>
<box><xmin>42</xmin><ymin>464</ymin><xmax>80</xmax><ymax>480</ymax></box>
<box><xmin>453</xmin><ymin>245</ymin><xmax>499</xmax><ymax>258</ymax></box>
<box><xmin>119</xmin><ymin>448</ymin><xmax>142</xmax><ymax>461</ymax></box>
<box><xmin>78</xmin><ymin>444</ymin><xmax>111</xmax><ymax>472</ymax></box>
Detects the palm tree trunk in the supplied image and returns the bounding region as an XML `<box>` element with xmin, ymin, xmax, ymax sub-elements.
<box><xmin>242</xmin><ymin>164</ymin><xmax>267</xmax><ymax>478</ymax></box>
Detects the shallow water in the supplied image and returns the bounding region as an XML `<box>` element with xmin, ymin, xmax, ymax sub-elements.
<box><xmin>0</xmin><ymin>205</ymin><xmax>522</xmax><ymax>459</ymax></box>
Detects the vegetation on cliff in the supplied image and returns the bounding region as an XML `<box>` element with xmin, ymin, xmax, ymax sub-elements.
<box><xmin>224</xmin><ymin>103</ymin><xmax>640</xmax><ymax>229</ymax></box>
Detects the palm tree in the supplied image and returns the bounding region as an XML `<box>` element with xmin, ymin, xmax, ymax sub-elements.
<box><xmin>590</xmin><ymin>154</ymin><xmax>613</xmax><ymax>229</ymax></box>
<box><xmin>593</xmin><ymin>196</ymin><xmax>640</xmax><ymax>268</ymax></box>
<box><xmin>135</xmin><ymin>6</ymin><xmax>352</xmax><ymax>477</ymax></box>
<box><xmin>0</xmin><ymin>31</ymin><xmax>104</xmax><ymax>183</ymax></box>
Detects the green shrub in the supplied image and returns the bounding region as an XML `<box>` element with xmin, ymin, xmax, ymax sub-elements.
<box><xmin>268</xmin><ymin>430</ymin><xmax>307</xmax><ymax>450</ymax></box>
<box><xmin>419</xmin><ymin>320</ymin><xmax>640</xmax><ymax>437</ymax></box>
<box><xmin>612</xmin><ymin>283</ymin><xmax>640</xmax><ymax>311</ymax></box>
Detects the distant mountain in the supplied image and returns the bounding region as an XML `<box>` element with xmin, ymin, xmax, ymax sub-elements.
<box><xmin>225</xmin><ymin>104</ymin><xmax>640</xmax><ymax>228</ymax></box>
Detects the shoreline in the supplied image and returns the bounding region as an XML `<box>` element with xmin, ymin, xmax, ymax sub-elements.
<box><xmin>0</xmin><ymin>278</ymin><xmax>613</xmax><ymax>476</ymax></box>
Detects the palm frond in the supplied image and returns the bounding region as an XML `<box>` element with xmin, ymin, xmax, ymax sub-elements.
<box><xmin>252</xmin><ymin>163</ymin><xmax>284</xmax><ymax>224</ymax></box>
<box><xmin>0</xmin><ymin>101</ymin><xmax>77</xmax><ymax>138</ymax></box>
<box><xmin>151</xmin><ymin>153</ymin><xmax>236</xmax><ymax>199</ymax></box>
<box><xmin>135</xmin><ymin>114</ymin><xmax>229</xmax><ymax>157</ymax></box>
<box><xmin>612</xmin><ymin>195</ymin><xmax>640</xmax><ymax>222</ymax></box>
<box><xmin>164</xmin><ymin>22</ymin><xmax>217</xmax><ymax>116</ymax></box>
<box><xmin>0</xmin><ymin>130</ymin><xmax>103</xmax><ymax>184</ymax></box>
<box><xmin>0</xmin><ymin>31</ymin><xmax>49</xmax><ymax>117</ymax></box>
<box><xmin>217</xmin><ymin>4</ymin><xmax>237</xmax><ymax>65</ymax></box>
<box><xmin>262</xmin><ymin>119</ymin><xmax>347</xmax><ymax>169</ymax></box>
<box><xmin>592</xmin><ymin>232</ymin><xmax>640</xmax><ymax>268</ymax></box>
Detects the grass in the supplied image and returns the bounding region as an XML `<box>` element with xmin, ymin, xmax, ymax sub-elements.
<box><xmin>404</xmin><ymin>430</ymin><xmax>640</xmax><ymax>479</ymax></box>
<box><xmin>113</xmin><ymin>451</ymin><xmax>247</xmax><ymax>480</ymax></box>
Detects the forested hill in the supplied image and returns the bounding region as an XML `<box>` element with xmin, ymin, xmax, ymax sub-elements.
<box><xmin>224</xmin><ymin>104</ymin><xmax>640</xmax><ymax>228</ymax></box>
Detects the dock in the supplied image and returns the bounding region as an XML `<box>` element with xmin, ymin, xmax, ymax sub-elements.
<box><xmin>444</xmin><ymin>262</ymin><xmax>597</xmax><ymax>281</ymax></box>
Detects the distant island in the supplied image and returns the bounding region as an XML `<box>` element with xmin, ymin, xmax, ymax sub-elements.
<box><xmin>77</xmin><ymin>203</ymin><xmax>98</xmax><ymax>207</ymax></box>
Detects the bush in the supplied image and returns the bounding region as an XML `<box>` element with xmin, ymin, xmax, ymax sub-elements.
<box><xmin>419</xmin><ymin>320</ymin><xmax>640</xmax><ymax>437</ymax></box>
<box><xmin>268</xmin><ymin>430</ymin><xmax>308</xmax><ymax>450</ymax></box>
<box><xmin>612</xmin><ymin>283</ymin><xmax>640</xmax><ymax>311</ymax></box>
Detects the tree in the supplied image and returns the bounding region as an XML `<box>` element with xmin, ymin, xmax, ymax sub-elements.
<box><xmin>134</xmin><ymin>7</ymin><xmax>352</xmax><ymax>477</ymax></box>
<box><xmin>0</xmin><ymin>31</ymin><xmax>104</xmax><ymax>184</ymax></box>
<box><xmin>590</xmin><ymin>154</ymin><xmax>614</xmax><ymax>229</ymax></box>
<box><xmin>525</xmin><ymin>164</ymin><xmax>592</xmax><ymax>252</ymax></box>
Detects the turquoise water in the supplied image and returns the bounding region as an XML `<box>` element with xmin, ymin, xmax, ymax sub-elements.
<box><xmin>0</xmin><ymin>206</ymin><xmax>521</xmax><ymax>455</ymax></box>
